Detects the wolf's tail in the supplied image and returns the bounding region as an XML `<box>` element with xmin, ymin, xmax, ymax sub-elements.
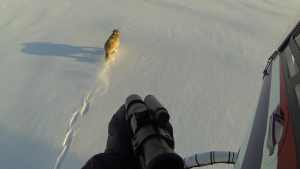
<box><xmin>105</xmin><ymin>52</ymin><xmax>110</xmax><ymax>62</ymax></box>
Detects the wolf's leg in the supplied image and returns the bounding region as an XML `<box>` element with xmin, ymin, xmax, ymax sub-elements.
<box><xmin>112</xmin><ymin>47</ymin><xmax>118</xmax><ymax>54</ymax></box>
<box><xmin>106</xmin><ymin>52</ymin><xmax>111</xmax><ymax>62</ymax></box>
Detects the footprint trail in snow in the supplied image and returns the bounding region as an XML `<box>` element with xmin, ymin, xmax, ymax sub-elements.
<box><xmin>52</xmin><ymin>62</ymin><xmax>111</xmax><ymax>169</ymax></box>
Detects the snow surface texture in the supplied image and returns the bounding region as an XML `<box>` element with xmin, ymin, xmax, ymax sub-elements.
<box><xmin>1</xmin><ymin>0</ymin><xmax>300</xmax><ymax>169</ymax></box>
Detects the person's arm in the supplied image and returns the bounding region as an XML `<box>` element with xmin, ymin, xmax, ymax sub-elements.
<box><xmin>81</xmin><ymin>105</ymin><xmax>139</xmax><ymax>169</ymax></box>
<box><xmin>82</xmin><ymin>153</ymin><xmax>129</xmax><ymax>169</ymax></box>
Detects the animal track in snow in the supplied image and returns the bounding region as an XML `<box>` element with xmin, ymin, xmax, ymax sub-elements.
<box><xmin>52</xmin><ymin>62</ymin><xmax>111</xmax><ymax>169</ymax></box>
<box><xmin>53</xmin><ymin>91</ymin><xmax>93</xmax><ymax>169</ymax></box>
<box><xmin>70</xmin><ymin>110</ymin><xmax>80</xmax><ymax>126</ymax></box>
<box><xmin>80</xmin><ymin>100</ymin><xmax>90</xmax><ymax>116</ymax></box>
<box><xmin>53</xmin><ymin>129</ymin><xmax>74</xmax><ymax>169</ymax></box>
<box><xmin>80</xmin><ymin>89</ymin><xmax>92</xmax><ymax>116</ymax></box>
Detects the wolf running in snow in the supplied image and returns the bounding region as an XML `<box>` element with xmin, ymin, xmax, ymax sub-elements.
<box><xmin>104</xmin><ymin>29</ymin><xmax>120</xmax><ymax>62</ymax></box>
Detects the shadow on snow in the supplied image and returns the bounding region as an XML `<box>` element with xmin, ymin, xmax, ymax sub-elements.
<box><xmin>21</xmin><ymin>42</ymin><xmax>104</xmax><ymax>63</ymax></box>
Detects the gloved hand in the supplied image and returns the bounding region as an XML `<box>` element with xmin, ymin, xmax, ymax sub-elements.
<box><xmin>105</xmin><ymin>104</ymin><xmax>174</xmax><ymax>168</ymax></box>
<box><xmin>104</xmin><ymin>104</ymin><xmax>139</xmax><ymax>168</ymax></box>
<box><xmin>82</xmin><ymin>104</ymin><xmax>174</xmax><ymax>169</ymax></box>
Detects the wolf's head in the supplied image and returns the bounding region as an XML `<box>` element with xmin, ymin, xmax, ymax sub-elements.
<box><xmin>112</xmin><ymin>29</ymin><xmax>120</xmax><ymax>35</ymax></box>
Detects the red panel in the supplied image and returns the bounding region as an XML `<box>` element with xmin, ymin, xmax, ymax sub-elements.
<box><xmin>277</xmin><ymin>54</ymin><xmax>298</xmax><ymax>169</ymax></box>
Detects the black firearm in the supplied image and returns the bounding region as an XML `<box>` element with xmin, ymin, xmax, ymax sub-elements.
<box><xmin>125</xmin><ymin>94</ymin><xmax>184</xmax><ymax>169</ymax></box>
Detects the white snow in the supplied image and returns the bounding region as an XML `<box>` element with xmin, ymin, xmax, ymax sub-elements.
<box><xmin>0</xmin><ymin>0</ymin><xmax>300</xmax><ymax>168</ymax></box>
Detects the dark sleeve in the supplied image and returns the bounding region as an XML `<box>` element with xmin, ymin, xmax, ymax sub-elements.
<box><xmin>82</xmin><ymin>105</ymin><xmax>142</xmax><ymax>169</ymax></box>
<box><xmin>81</xmin><ymin>153</ymin><xmax>127</xmax><ymax>169</ymax></box>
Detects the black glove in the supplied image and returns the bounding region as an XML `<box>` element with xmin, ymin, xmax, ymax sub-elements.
<box><xmin>82</xmin><ymin>104</ymin><xmax>174</xmax><ymax>169</ymax></box>
<box><xmin>104</xmin><ymin>104</ymin><xmax>139</xmax><ymax>168</ymax></box>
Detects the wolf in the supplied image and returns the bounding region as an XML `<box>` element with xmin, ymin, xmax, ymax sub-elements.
<box><xmin>104</xmin><ymin>29</ymin><xmax>120</xmax><ymax>62</ymax></box>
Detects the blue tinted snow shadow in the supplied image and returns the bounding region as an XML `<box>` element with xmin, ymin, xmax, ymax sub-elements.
<box><xmin>21</xmin><ymin>42</ymin><xmax>104</xmax><ymax>63</ymax></box>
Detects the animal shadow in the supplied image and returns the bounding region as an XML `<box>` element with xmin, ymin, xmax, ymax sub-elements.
<box><xmin>21</xmin><ymin>42</ymin><xmax>104</xmax><ymax>63</ymax></box>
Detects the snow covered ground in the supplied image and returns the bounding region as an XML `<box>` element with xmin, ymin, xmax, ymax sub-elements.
<box><xmin>1</xmin><ymin>0</ymin><xmax>300</xmax><ymax>168</ymax></box>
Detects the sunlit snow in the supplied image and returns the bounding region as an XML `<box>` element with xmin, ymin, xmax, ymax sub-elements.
<box><xmin>1</xmin><ymin>0</ymin><xmax>300</xmax><ymax>168</ymax></box>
